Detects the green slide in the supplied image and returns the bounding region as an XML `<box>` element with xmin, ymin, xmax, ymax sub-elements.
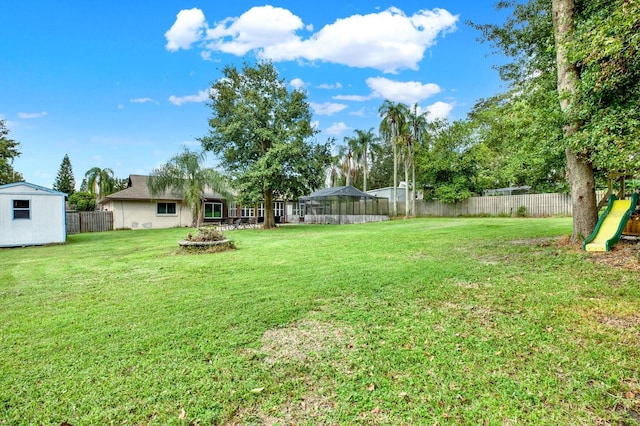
<box><xmin>583</xmin><ymin>193</ymin><xmax>638</xmax><ymax>252</ymax></box>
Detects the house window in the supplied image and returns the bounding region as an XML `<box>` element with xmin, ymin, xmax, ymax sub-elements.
<box><xmin>204</xmin><ymin>202</ymin><xmax>223</xmax><ymax>219</ymax></box>
<box><xmin>228</xmin><ymin>202</ymin><xmax>238</xmax><ymax>218</ymax></box>
<box><xmin>292</xmin><ymin>202</ymin><xmax>303</xmax><ymax>216</ymax></box>
<box><xmin>241</xmin><ymin>206</ymin><xmax>255</xmax><ymax>217</ymax></box>
<box><xmin>274</xmin><ymin>201</ymin><xmax>284</xmax><ymax>217</ymax></box>
<box><xmin>13</xmin><ymin>199</ymin><xmax>30</xmax><ymax>219</ymax></box>
<box><xmin>157</xmin><ymin>202</ymin><xmax>177</xmax><ymax>215</ymax></box>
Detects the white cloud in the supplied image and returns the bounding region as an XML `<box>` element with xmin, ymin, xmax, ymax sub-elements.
<box><xmin>293</xmin><ymin>7</ymin><xmax>457</xmax><ymax>73</ymax></box>
<box><xmin>425</xmin><ymin>101</ymin><xmax>454</xmax><ymax>120</ymax></box>
<box><xmin>169</xmin><ymin>89</ymin><xmax>211</xmax><ymax>106</ymax></box>
<box><xmin>290</xmin><ymin>78</ymin><xmax>306</xmax><ymax>90</ymax></box>
<box><xmin>310</xmin><ymin>102</ymin><xmax>347</xmax><ymax>116</ymax></box>
<box><xmin>165</xmin><ymin>8</ymin><xmax>207</xmax><ymax>52</ymax></box>
<box><xmin>349</xmin><ymin>107</ymin><xmax>366</xmax><ymax>117</ymax></box>
<box><xmin>318</xmin><ymin>82</ymin><xmax>343</xmax><ymax>89</ymax></box>
<box><xmin>166</xmin><ymin>6</ymin><xmax>458</xmax><ymax>72</ymax></box>
<box><xmin>333</xmin><ymin>77</ymin><xmax>440</xmax><ymax>105</ymax></box>
<box><xmin>366</xmin><ymin>77</ymin><xmax>441</xmax><ymax>105</ymax></box>
<box><xmin>17</xmin><ymin>111</ymin><xmax>47</xmax><ymax>119</ymax></box>
<box><xmin>325</xmin><ymin>122</ymin><xmax>351</xmax><ymax>136</ymax></box>
<box><xmin>333</xmin><ymin>94</ymin><xmax>374</xmax><ymax>102</ymax></box>
<box><xmin>130</xmin><ymin>98</ymin><xmax>158</xmax><ymax>104</ymax></box>
<box><xmin>205</xmin><ymin>6</ymin><xmax>305</xmax><ymax>56</ymax></box>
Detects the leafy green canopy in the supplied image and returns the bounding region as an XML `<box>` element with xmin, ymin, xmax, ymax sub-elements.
<box><xmin>568</xmin><ymin>0</ymin><xmax>640</xmax><ymax>174</ymax></box>
<box><xmin>472</xmin><ymin>0</ymin><xmax>640</xmax><ymax>180</ymax></box>
<box><xmin>200</xmin><ymin>61</ymin><xmax>331</xmax><ymax>228</ymax></box>
<box><xmin>68</xmin><ymin>191</ymin><xmax>96</xmax><ymax>211</ymax></box>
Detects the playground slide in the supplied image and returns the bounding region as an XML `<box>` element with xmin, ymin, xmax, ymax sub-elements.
<box><xmin>583</xmin><ymin>193</ymin><xmax>638</xmax><ymax>252</ymax></box>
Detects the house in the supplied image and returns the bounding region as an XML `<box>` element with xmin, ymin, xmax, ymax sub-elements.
<box><xmin>366</xmin><ymin>186</ymin><xmax>409</xmax><ymax>202</ymax></box>
<box><xmin>100</xmin><ymin>175</ymin><xmax>229</xmax><ymax>230</ymax></box>
<box><xmin>0</xmin><ymin>182</ymin><xmax>67</xmax><ymax>247</ymax></box>
<box><xmin>100</xmin><ymin>174</ymin><xmax>296</xmax><ymax>230</ymax></box>
<box><xmin>483</xmin><ymin>186</ymin><xmax>532</xmax><ymax>196</ymax></box>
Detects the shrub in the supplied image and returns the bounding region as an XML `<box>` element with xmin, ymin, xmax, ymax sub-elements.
<box><xmin>186</xmin><ymin>227</ymin><xmax>226</xmax><ymax>242</ymax></box>
<box><xmin>68</xmin><ymin>191</ymin><xmax>96</xmax><ymax>211</ymax></box>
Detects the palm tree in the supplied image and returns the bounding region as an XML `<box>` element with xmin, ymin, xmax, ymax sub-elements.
<box><xmin>338</xmin><ymin>137</ymin><xmax>359</xmax><ymax>187</ymax></box>
<box><xmin>351</xmin><ymin>128</ymin><xmax>382</xmax><ymax>192</ymax></box>
<box><xmin>327</xmin><ymin>154</ymin><xmax>343</xmax><ymax>187</ymax></box>
<box><xmin>84</xmin><ymin>167</ymin><xmax>115</xmax><ymax>202</ymax></box>
<box><xmin>406</xmin><ymin>104</ymin><xmax>430</xmax><ymax>216</ymax></box>
<box><xmin>396</xmin><ymin>120</ymin><xmax>413</xmax><ymax>217</ymax></box>
<box><xmin>147</xmin><ymin>148</ymin><xmax>232</xmax><ymax>228</ymax></box>
<box><xmin>379</xmin><ymin>101</ymin><xmax>408</xmax><ymax>216</ymax></box>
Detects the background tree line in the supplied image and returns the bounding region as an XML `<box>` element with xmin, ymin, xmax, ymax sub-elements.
<box><xmin>4</xmin><ymin>0</ymin><xmax>637</xmax><ymax>242</ymax></box>
<box><xmin>335</xmin><ymin>0</ymin><xmax>639</xmax><ymax>242</ymax></box>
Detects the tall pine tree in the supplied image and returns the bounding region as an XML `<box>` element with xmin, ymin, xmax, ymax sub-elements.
<box><xmin>53</xmin><ymin>154</ymin><xmax>76</xmax><ymax>195</ymax></box>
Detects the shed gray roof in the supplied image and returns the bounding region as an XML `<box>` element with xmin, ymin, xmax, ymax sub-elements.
<box><xmin>301</xmin><ymin>185</ymin><xmax>375</xmax><ymax>199</ymax></box>
<box><xmin>0</xmin><ymin>181</ymin><xmax>67</xmax><ymax>197</ymax></box>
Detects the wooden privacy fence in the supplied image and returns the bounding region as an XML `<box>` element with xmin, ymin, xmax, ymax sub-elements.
<box><xmin>414</xmin><ymin>192</ymin><xmax>589</xmax><ymax>217</ymax></box>
<box><xmin>66</xmin><ymin>211</ymin><xmax>114</xmax><ymax>234</ymax></box>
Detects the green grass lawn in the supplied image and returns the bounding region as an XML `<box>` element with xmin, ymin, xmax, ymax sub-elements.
<box><xmin>1</xmin><ymin>218</ymin><xmax>639</xmax><ymax>425</ymax></box>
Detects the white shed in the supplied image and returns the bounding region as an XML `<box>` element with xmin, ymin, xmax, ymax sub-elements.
<box><xmin>0</xmin><ymin>182</ymin><xmax>67</xmax><ymax>247</ymax></box>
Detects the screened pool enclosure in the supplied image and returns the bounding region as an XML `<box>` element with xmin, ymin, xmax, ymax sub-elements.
<box><xmin>300</xmin><ymin>185</ymin><xmax>389</xmax><ymax>224</ymax></box>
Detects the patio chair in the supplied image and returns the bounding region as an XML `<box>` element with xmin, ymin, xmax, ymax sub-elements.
<box><xmin>218</xmin><ymin>217</ymin><xmax>233</xmax><ymax>231</ymax></box>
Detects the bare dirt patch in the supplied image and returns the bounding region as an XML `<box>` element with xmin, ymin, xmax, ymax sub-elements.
<box><xmin>226</xmin><ymin>320</ymin><xmax>351</xmax><ymax>425</ymax></box>
<box><xmin>599</xmin><ymin>314</ymin><xmax>640</xmax><ymax>329</ymax></box>
<box><xmin>258</xmin><ymin>319</ymin><xmax>351</xmax><ymax>366</ymax></box>
<box><xmin>588</xmin><ymin>238</ymin><xmax>640</xmax><ymax>271</ymax></box>
<box><xmin>510</xmin><ymin>237</ymin><xmax>558</xmax><ymax>246</ymax></box>
<box><xmin>536</xmin><ymin>235</ymin><xmax>640</xmax><ymax>271</ymax></box>
<box><xmin>226</xmin><ymin>393</ymin><xmax>336</xmax><ymax>426</ymax></box>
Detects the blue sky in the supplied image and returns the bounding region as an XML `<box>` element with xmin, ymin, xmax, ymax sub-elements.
<box><xmin>1</xmin><ymin>1</ymin><xmax>509</xmax><ymax>189</ymax></box>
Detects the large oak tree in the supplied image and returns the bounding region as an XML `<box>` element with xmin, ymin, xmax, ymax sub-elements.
<box><xmin>200</xmin><ymin>61</ymin><xmax>331</xmax><ymax>229</ymax></box>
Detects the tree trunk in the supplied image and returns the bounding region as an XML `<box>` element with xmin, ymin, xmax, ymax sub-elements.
<box><xmin>193</xmin><ymin>204</ymin><xmax>201</xmax><ymax>228</ymax></box>
<box><xmin>411</xmin><ymin>150</ymin><xmax>416</xmax><ymax>217</ymax></box>
<box><xmin>552</xmin><ymin>0</ymin><xmax>597</xmax><ymax>242</ymax></box>
<box><xmin>363</xmin><ymin>149</ymin><xmax>368</xmax><ymax>193</ymax></box>
<box><xmin>404</xmin><ymin>155</ymin><xmax>410</xmax><ymax>218</ymax></box>
<box><xmin>263</xmin><ymin>189</ymin><xmax>276</xmax><ymax>229</ymax></box>
<box><xmin>392</xmin><ymin>141</ymin><xmax>398</xmax><ymax>216</ymax></box>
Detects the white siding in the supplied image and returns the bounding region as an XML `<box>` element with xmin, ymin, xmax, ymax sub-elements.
<box><xmin>0</xmin><ymin>183</ymin><xmax>66</xmax><ymax>247</ymax></box>
<box><xmin>102</xmin><ymin>199</ymin><xmax>191</xmax><ymax>229</ymax></box>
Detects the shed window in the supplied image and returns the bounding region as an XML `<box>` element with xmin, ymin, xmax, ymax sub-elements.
<box><xmin>13</xmin><ymin>199</ymin><xmax>31</xmax><ymax>219</ymax></box>
<box><xmin>157</xmin><ymin>202</ymin><xmax>176</xmax><ymax>215</ymax></box>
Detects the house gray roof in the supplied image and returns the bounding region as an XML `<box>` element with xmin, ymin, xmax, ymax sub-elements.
<box><xmin>103</xmin><ymin>175</ymin><xmax>226</xmax><ymax>202</ymax></box>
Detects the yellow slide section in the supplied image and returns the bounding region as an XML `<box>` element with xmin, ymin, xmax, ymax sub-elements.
<box><xmin>584</xmin><ymin>193</ymin><xmax>638</xmax><ymax>252</ymax></box>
